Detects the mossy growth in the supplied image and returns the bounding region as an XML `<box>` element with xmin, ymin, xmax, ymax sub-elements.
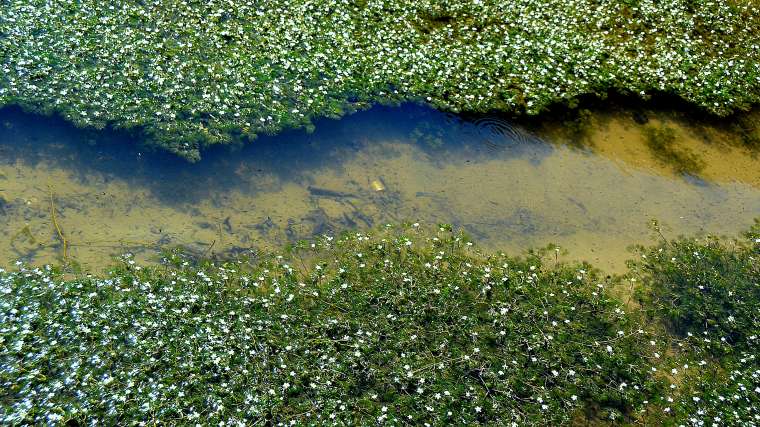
<box><xmin>642</xmin><ymin>125</ymin><xmax>705</xmax><ymax>175</ymax></box>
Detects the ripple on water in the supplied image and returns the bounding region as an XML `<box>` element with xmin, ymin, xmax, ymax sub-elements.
<box><xmin>470</xmin><ymin>116</ymin><xmax>538</xmax><ymax>152</ymax></box>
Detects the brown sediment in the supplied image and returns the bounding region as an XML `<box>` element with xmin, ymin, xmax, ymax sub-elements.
<box><xmin>537</xmin><ymin>109</ymin><xmax>760</xmax><ymax>189</ymax></box>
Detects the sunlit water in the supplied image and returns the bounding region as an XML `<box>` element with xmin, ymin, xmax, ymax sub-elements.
<box><xmin>1</xmin><ymin>105</ymin><xmax>759</xmax><ymax>272</ymax></box>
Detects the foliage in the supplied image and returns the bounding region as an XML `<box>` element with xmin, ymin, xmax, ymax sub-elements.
<box><xmin>1</xmin><ymin>0</ymin><xmax>759</xmax><ymax>159</ymax></box>
<box><xmin>2</xmin><ymin>222</ymin><xmax>759</xmax><ymax>425</ymax></box>
<box><xmin>0</xmin><ymin>225</ymin><xmax>662</xmax><ymax>425</ymax></box>
<box><xmin>631</xmin><ymin>227</ymin><xmax>760</xmax><ymax>425</ymax></box>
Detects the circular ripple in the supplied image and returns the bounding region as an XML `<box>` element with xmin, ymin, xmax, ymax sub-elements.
<box><xmin>472</xmin><ymin>117</ymin><xmax>535</xmax><ymax>151</ymax></box>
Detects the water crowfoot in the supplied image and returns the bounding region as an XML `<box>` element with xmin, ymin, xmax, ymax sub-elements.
<box><xmin>1</xmin><ymin>0</ymin><xmax>759</xmax><ymax>159</ymax></box>
<box><xmin>1</xmin><ymin>222</ymin><xmax>758</xmax><ymax>424</ymax></box>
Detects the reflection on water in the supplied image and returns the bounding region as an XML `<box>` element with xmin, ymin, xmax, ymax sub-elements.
<box><xmin>1</xmin><ymin>105</ymin><xmax>759</xmax><ymax>272</ymax></box>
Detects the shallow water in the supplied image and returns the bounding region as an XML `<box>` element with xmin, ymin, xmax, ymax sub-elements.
<box><xmin>1</xmin><ymin>105</ymin><xmax>759</xmax><ymax>272</ymax></box>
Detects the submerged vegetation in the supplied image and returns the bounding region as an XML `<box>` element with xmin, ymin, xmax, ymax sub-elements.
<box><xmin>642</xmin><ymin>125</ymin><xmax>705</xmax><ymax>175</ymax></box>
<box><xmin>631</xmin><ymin>221</ymin><xmax>760</xmax><ymax>425</ymax></box>
<box><xmin>731</xmin><ymin>112</ymin><xmax>760</xmax><ymax>150</ymax></box>
<box><xmin>560</xmin><ymin>108</ymin><xmax>595</xmax><ymax>147</ymax></box>
<box><xmin>2</xmin><ymin>0</ymin><xmax>760</xmax><ymax>159</ymax></box>
<box><xmin>1</xmin><ymin>223</ymin><xmax>758</xmax><ymax>425</ymax></box>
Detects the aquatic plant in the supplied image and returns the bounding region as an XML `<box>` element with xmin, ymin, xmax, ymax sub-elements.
<box><xmin>410</xmin><ymin>121</ymin><xmax>447</xmax><ymax>149</ymax></box>
<box><xmin>1</xmin><ymin>222</ymin><xmax>759</xmax><ymax>424</ymax></box>
<box><xmin>1</xmin><ymin>225</ymin><xmax>663</xmax><ymax>425</ymax></box>
<box><xmin>1</xmin><ymin>0</ymin><xmax>759</xmax><ymax>159</ymax></box>
<box><xmin>630</xmin><ymin>221</ymin><xmax>760</xmax><ymax>425</ymax></box>
<box><xmin>561</xmin><ymin>109</ymin><xmax>594</xmax><ymax>147</ymax></box>
<box><xmin>731</xmin><ymin>112</ymin><xmax>760</xmax><ymax>150</ymax></box>
<box><xmin>643</xmin><ymin>125</ymin><xmax>705</xmax><ymax>175</ymax></box>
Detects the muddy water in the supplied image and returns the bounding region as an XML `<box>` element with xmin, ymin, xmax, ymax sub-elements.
<box><xmin>1</xmin><ymin>105</ymin><xmax>758</xmax><ymax>272</ymax></box>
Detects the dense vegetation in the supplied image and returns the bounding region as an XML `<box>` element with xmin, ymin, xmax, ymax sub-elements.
<box><xmin>631</xmin><ymin>221</ymin><xmax>760</xmax><ymax>425</ymax></box>
<box><xmin>1</xmin><ymin>223</ymin><xmax>758</xmax><ymax>425</ymax></box>
<box><xmin>2</xmin><ymin>0</ymin><xmax>759</xmax><ymax>159</ymax></box>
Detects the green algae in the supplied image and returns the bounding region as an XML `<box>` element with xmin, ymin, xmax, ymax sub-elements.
<box><xmin>2</xmin><ymin>0</ymin><xmax>760</xmax><ymax>160</ymax></box>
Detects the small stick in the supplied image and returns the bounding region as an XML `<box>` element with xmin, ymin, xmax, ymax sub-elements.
<box><xmin>49</xmin><ymin>189</ymin><xmax>68</xmax><ymax>260</ymax></box>
<box><xmin>202</xmin><ymin>240</ymin><xmax>216</xmax><ymax>259</ymax></box>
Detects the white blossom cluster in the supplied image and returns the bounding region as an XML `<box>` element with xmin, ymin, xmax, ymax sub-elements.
<box><xmin>1</xmin><ymin>0</ymin><xmax>758</xmax><ymax>159</ymax></box>
<box><xmin>0</xmin><ymin>229</ymin><xmax>663</xmax><ymax>425</ymax></box>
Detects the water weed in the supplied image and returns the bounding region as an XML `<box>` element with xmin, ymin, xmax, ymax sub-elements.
<box><xmin>643</xmin><ymin>125</ymin><xmax>706</xmax><ymax>175</ymax></box>
<box><xmin>1</xmin><ymin>226</ymin><xmax>661</xmax><ymax>425</ymax></box>
<box><xmin>2</xmin><ymin>223</ymin><xmax>758</xmax><ymax>424</ymax></box>
<box><xmin>630</xmin><ymin>220</ymin><xmax>760</xmax><ymax>425</ymax></box>
<box><xmin>1</xmin><ymin>0</ymin><xmax>759</xmax><ymax>159</ymax></box>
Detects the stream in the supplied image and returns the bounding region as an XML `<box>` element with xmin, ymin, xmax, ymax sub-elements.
<box><xmin>1</xmin><ymin>104</ymin><xmax>759</xmax><ymax>272</ymax></box>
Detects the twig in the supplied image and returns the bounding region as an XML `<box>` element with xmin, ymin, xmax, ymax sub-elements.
<box><xmin>49</xmin><ymin>188</ymin><xmax>68</xmax><ymax>260</ymax></box>
<box><xmin>202</xmin><ymin>240</ymin><xmax>216</xmax><ymax>259</ymax></box>
<box><xmin>650</xmin><ymin>219</ymin><xmax>670</xmax><ymax>246</ymax></box>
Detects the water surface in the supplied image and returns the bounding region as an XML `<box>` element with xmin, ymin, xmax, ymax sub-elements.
<box><xmin>1</xmin><ymin>105</ymin><xmax>758</xmax><ymax>272</ymax></box>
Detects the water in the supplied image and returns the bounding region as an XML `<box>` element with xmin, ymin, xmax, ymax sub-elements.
<box><xmin>1</xmin><ymin>105</ymin><xmax>759</xmax><ymax>272</ymax></box>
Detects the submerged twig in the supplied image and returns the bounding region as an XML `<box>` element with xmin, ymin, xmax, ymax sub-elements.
<box><xmin>49</xmin><ymin>188</ymin><xmax>68</xmax><ymax>260</ymax></box>
<box><xmin>202</xmin><ymin>240</ymin><xmax>216</xmax><ymax>259</ymax></box>
<box><xmin>650</xmin><ymin>219</ymin><xmax>670</xmax><ymax>246</ymax></box>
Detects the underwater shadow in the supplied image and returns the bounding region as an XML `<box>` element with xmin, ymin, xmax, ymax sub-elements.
<box><xmin>0</xmin><ymin>104</ymin><xmax>554</xmax><ymax>207</ymax></box>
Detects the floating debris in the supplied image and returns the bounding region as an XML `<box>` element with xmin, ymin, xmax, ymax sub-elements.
<box><xmin>370</xmin><ymin>179</ymin><xmax>386</xmax><ymax>192</ymax></box>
